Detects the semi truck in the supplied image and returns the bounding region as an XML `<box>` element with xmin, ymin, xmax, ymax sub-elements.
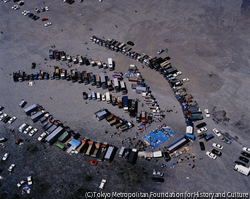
<box><xmin>113</xmin><ymin>78</ymin><xmax>119</xmax><ymax>92</ymax></box>
<box><xmin>120</xmin><ymin>81</ymin><xmax>127</xmax><ymax>94</ymax></box>
<box><xmin>31</xmin><ymin>111</ymin><xmax>43</xmax><ymax>123</ymax></box>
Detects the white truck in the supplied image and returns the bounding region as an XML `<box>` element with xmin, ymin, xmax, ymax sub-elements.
<box><xmin>108</xmin><ymin>58</ymin><xmax>113</xmax><ymax>71</ymax></box>
<box><xmin>234</xmin><ymin>164</ymin><xmax>250</xmax><ymax>176</ymax></box>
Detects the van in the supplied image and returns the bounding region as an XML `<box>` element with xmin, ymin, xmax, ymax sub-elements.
<box><xmin>102</xmin><ymin>94</ymin><xmax>106</xmax><ymax>101</ymax></box>
<box><xmin>204</xmin><ymin>134</ymin><xmax>214</xmax><ymax>142</ymax></box>
<box><xmin>106</xmin><ymin>92</ymin><xmax>111</xmax><ymax>103</ymax></box>
<box><xmin>119</xmin><ymin>147</ymin><xmax>125</xmax><ymax>157</ymax></box>
<box><xmin>92</xmin><ymin>91</ymin><xmax>96</xmax><ymax>100</ymax></box>
<box><xmin>19</xmin><ymin>100</ymin><xmax>27</xmax><ymax>108</ymax></box>
<box><xmin>97</xmin><ymin>93</ymin><xmax>101</xmax><ymax>101</ymax></box>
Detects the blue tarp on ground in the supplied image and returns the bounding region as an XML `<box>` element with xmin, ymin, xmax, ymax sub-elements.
<box><xmin>143</xmin><ymin>124</ymin><xmax>175</xmax><ymax>149</ymax></box>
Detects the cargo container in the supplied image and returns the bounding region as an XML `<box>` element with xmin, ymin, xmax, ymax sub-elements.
<box><xmin>127</xmin><ymin>148</ymin><xmax>138</xmax><ymax>164</ymax></box>
<box><xmin>122</xmin><ymin>96</ymin><xmax>128</xmax><ymax>111</ymax></box>
<box><xmin>104</xmin><ymin>145</ymin><xmax>115</xmax><ymax>162</ymax></box>
<box><xmin>30</xmin><ymin>111</ymin><xmax>43</xmax><ymax>123</ymax></box>
<box><xmin>24</xmin><ymin>104</ymin><xmax>38</xmax><ymax>116</ymax></box>
<box><xmin>45</xmin><ymin>126</ymin><xmax>64</xmax><ymax>145</ymax></box>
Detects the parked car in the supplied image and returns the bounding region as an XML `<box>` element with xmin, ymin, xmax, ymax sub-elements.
<box><xmin>153</xmin><ymin>170</ymin><xmax>164</xmax><ymax>177</ymax></box>
<box><xmin>29</xmin><ymin>128</ymin><xmax>38</xmax><ymax>137</ymax></box>
<box><xmin>241</xmin><ymin>151</ymin><xmax>250</xmax><ymax>158</ymax></box>
<box><xmin>198</xmin><ymin>133</ymin><xmax>207</xmax><ymax>139</ymax></box>
<box><xmin>45</xmin><ymin>6</ymin><xmax>49</xmax><ymax>11</ymax></box>
<box><xmin>204</xmin><ymin>109</ymin><xmax>210</xmax><ymax>117</ymax></box>
<box><xmin>212</xmin><ymin>128</ymin><xmax>221</xmax><ymax>137</ymax></box>
<box><xmin>8</xmin><ymin>164</ymin><xmax>15</xmax><ymax>172</ymax></box>
<box><xmin>24</xmin><ymin>126</ymin><xmax>32</xmax><ymax>134</ymax></box>
<box><xmin>27</xmin><ymin>176</ymin><xmax>32</xmax><ymax>185</ymax></box>
<box><xmin>211</xmin><ymin>149</ymin><xmax>222</xmax><ymax>156</ymax></box>
<box><xmin>157</xmin><ymin>49</ymin><xmax>164</xmax><ymax>54</ymax></box>
<box><xmin>243</xmin><ymin>147</ymin><xmax>250</xmax><ymax>153</ymax></box>
<box><xmin>152</xmin><ymin>177</ymin><xmax>164</xmax><ymax>182</ymax></box>
<box><xmin>197</xmin><ymin>127</ymin><xmax>207</xmax><ymax>134</ymax></box>
<box><xmin>15</xmin><ymin>138</ymin><xmax>23</xmax><ymax>145</ymax></box>
<box><xmin>82</xmin><ymin>92</ymin><xmax>88</xmax><ymax>100</ymax></box>
<box><xmin>127</xmin><ymin>41</ymin><xmax>134</xmax><ymax>46</ymax></box>
<box><xmin>239</xmin><ymin>156</ymin><xmax>249</xmax><ymax>163</ymax></box>
<box><xmin>182</xmin><ymin>78</ymin><xmax>190</xmax><ymax>83</ymax></box>
<box><xmin>8</xmin><ymin>116</ymin><xmax>17</xmax><ymax>124</ymax></box>
<box><xmin>88</xmin><ymin>160</ymin><xmax>97</xmax><ymax>165</ymax></box>
<box><xmin>41</xmin><ymin>18</ymin><xmax>48</xmax><ymax>21</ymax></box>
<box><xmin>163</xmin><ymin>152</ymin><xmax>171</xmax><ymax>161</ymax></box>
<box><xmin>99</xmin><ymin>179</ymin><xmax>106</xmax><ymax>189</ymax></box>
<box><xmin>221</xmin><ymin>137</ymin><xmax>231</xmax><ymax>145</ymax></box>
<box><xmin>234</xmin><ymin>161</ymin><xmax>246</xmax><ymax>167</ymax></box>
<box><xmin>199</xmin><ymin>142</ymin><xmax>205</xmax><ymax>151</ymax></box>
<box><xmin>17</xmin><ymin>180</ymin><xmax>25</xmax><ymax>188</ymax></box>
<box><xmin>212</xmin><ymin>143</ymin><xmax>223</xmax><ymax>150</ymax></box>
<box><xmin>38</xmin><ymin>132</ymin><xmax>47</xmax><ymax>141</ymax></box>
<box><xmin>45</xmin><ymin>22</ymin><xmax>52</xmax><ymax>27</ymax></box>
<box><xmin>2</xmin><ymin>153</ymin><xmax>9</xmax><ymax>161</ymax></box>
<box><xmin>206</xmin><ymin>151</ymin><xmax>217</xmax><ymax>159</ymax></box>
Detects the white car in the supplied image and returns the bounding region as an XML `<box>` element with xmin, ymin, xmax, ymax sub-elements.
<box><xmin>45</xmin><ymin>22</ymin><xmax>52</xmax><ymax>27</ymax></box>
<box><xmin>29</xmin><ymin>128</ymin><xmax>38</xmax><ymax>137</ymax></box>
<box><xmin>12</xmin><ymin>5</ymin><xmax>20</xmax><ymax>10</ymax></box>
<box><xmin>173</xmin><ymin>71</ymin><xmax>182</xmax><ymax>77</ymax></box>
<box><xmin>99</xmin><ymin>179</ymin><xmax>106</xmax><ymax>189</ymax></box>
<box><xmin>182</xmin><ymin>78</ymin><xmax>190</xmax><ymax>83</ymax></box>
<box><xmin>0</xmin><ymin>114</ymin><xmax>7</xmax><ymax>121</ymax></box>
<box><xmin>8</xmin><ymin>164</ymin><xmax>15</xmax><ymax>172</ymax></box>
<box><xmin>204</xmin><ymin>109</ymin><xmax>210</xmax><ymax>117</ymax></box>
<box><xmin>206</xmin><ymin>151</ymin><xmax>217</xmax><ymax>160</ymax></box>
<box><xmin>102</xmin><ymin>94</ymin><xmax>106</xmax><ymax>101</ymax></box>
<box><xmin>157</xmin><ymin>49</ymin><xmax>164</xmax><ymax>54</ymax></box>
<box><xmin>2</xmin><ymin>153</ymin><xmax>9</xmax><ymax>161</ymax></box>
<box><xmin>45</xmin><ymin>6</ymin><xmax>49</xmax><ymax>11</ymax></box>
<box><xmin>38</xmin><ymin>132</ymin><xmax>47</xmax><ymax>141</ymax></box>
<box><xmin>243</xmin><ymin>147</ymin><xmax>250</xmax><ymax>153</ymax></box>
<box><xmin>19</xmin><ymin>123</ymin><xmax>27</xmax><ymax>132</ymax></box>
<box><xmin>197</xmin><ymin>127</ymin><xmax>207</xmax><ymax>134</ymax></box>
<box><xmin>27</xmin><ymin>176</ymin><xmax>32</xmax><ymax>185</ymax></box>
<box><xmin>17</xmin><ymin>180</ymin><xmax>26</xmax><ymax>188</ymax></box>
<box><xmin>22</xmin><ymin>10</ymin><xmax>30</xmax><ymax>16</ymax></box>
<box><xmin>3</xmin><ymin>0</ymin><xmax>10</xmax><ymax>3</ymax></box>
<box><xmin>8</xmin><ymin>116</ymin><xmax>17</xmax><ymax>124</ymax></box>
<box><xmin>153</xmin><ymin>170</ymin><xmax>164</xmax><ymax>177</ymax></box>
<box><xmin>212</xmin><ymin>128</ymin><xmax>221</xmax><ymax>137</ymax></box>
<box><xmin>212</xmin><ymin>143</ymin><xmax>223</xmax><ymax>150</ymax></box>
<box><xmin>24</xmin><ymin>126</ymin><xmax>32</xmax><ymax>134</ymax></box>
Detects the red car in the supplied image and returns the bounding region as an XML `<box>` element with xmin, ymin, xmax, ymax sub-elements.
<box><xmin>15</xmin><ymin>138</ymin><xmax>22</xmax><ymax>145</ymax></box>
<box><xmin>88</xmin><ymin>160</ymin><xmax>97</xmax><ymax>165</ymax></box>
<box><xmin>41</xmin><ymin>18</ymin><xmax>48</xmax><ymax>21</ymax></box>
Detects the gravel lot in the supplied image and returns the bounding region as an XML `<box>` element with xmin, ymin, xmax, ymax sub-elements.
<box><xmin>0</xmin><ymin>0</ymin><xmax>250</xmax><ymax>198</ymax></box>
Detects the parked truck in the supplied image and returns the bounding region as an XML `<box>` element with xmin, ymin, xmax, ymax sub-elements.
<box><xmin>98</xmin><ymin>142</ymin><xmax>108</xmax><ymax>161</ymax></box>
<box><xmin>117</xmin><ymin>96</ymin><xmax>123</xmax><ymax>108</ymax></box>
<box><xmin>122</xmin><ymin>96</ymin><xmax>128</xmax><ymax>111</ymax></box>
<box><xmin>45</xmin><ymin>126</ymin><xmax>64</xmax><ymax>145</ymax></box>
<box><xmin>108</xmin><ymin>58</ymin><xmax>113</xmax><ymax>71</ymax></box>
<box><xmin>104</xmin><ymin>145</ymin><xmax>115</xmax><ymax>162</ymax></box>
<box><xmin>127</xmin><ymin>148</ymin><xmax>138</xmax><ymax>164</ymax></box>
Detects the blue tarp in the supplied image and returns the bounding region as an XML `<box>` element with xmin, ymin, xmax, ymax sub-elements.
<box><xmin>143</xmin><ymin>124</ymin><xmax>175</xmax><ymax>149</ymax></box>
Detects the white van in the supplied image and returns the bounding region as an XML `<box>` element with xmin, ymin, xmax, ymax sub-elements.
<box><xmin>102</xmin><ymin>93</ymin><xmax>106</xmax><ymax>101</ymax></box>
<box><xmin>106</xmin><ymin>92</ymin><xmax>111</xmax><ymax>103</ymax></box>
<box><xmin>92</xmin><ymin>91</ymin><xmax>96</xmax><ymax>100</ymax></box>
<box><xmin>97</xmin><ymin>93</ymin><xmax>101</xmax><ymax>101</ymax></box>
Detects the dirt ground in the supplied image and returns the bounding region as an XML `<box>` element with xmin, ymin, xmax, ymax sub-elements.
<box><xmin>0</xmin><ymin>0</ymin><xmax>250</xmax><ymax>198</ymax></box>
